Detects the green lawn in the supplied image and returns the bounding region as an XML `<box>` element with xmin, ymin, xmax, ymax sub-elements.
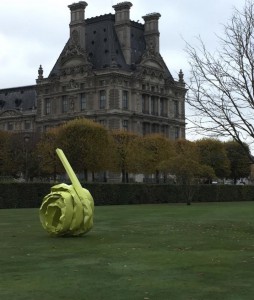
<box><xmin>0</xmin><ymin>202</ymin><xmax>254</xmax><ymax>300</ymax></box>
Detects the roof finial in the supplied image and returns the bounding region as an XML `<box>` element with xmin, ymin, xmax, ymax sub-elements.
<box><xmin>178</xmin><ymin>69</ymin><xmax>184</xmax><ymax>83</ymax></box>
<box><xmin>38</xmin><ymin>65</ymin><xmax>44</xmax><ymax>80</ymax></box>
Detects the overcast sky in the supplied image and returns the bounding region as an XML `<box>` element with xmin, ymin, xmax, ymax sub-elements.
<box><xmin>0</xmin><ymin>0</ymin><xmax>245</xmax><ymax>89</ymax></box>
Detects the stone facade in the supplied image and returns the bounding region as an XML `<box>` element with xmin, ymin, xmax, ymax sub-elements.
<box><xmin>0</xmin><ymin>85</ymin><xmax>36</xmax><ymax>133</ymax></box>
<box><xmin>0</xmin><ymin>1</ymin><xmax>186</xmax><ymax>139</ymax></box>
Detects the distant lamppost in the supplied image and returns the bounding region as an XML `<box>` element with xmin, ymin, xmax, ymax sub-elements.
<box><xmin>24</xmin><ymin>134</ymin><xmax>30</xmax><ymax>182</ymax></box>
<box><xmin>37</xmin><ymin>155</ymin><xmax>42</xmax><ymax>181</ymax></box>
<box><xmin>53</xmin><ymin>151</ymin><xmax>57</xmax><ymax>183</ymax></box>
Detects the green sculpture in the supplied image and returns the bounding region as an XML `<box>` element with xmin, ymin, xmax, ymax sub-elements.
<box><xmin>39</xmin><ymin>148</ymin><xmax>94</xmax><ymax>236</ymax></box>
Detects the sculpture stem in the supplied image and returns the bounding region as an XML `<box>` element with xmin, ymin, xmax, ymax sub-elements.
<box><xmin>56</xmin><ymin>148</ymin><xmax>83</xmax><ymax>196</ymax></box>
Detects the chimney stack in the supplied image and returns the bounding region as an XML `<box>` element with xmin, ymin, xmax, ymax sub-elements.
<box><xmin>113</xmin><ymin>2</ymin><xmax>133</xmax><ymax>65</ymax></box>
<box><xmin>68</xmin><ymin>1</ymin><xmax>88</xmax><ymax>49</ymax></box>
<box><xmin>142</xmin><ymin>13</ymin><xmax>161</xmax><ymax>53</ymax></box>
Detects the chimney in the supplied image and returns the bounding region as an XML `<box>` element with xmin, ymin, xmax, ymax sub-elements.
<box><xmin>142</xmin><ymin>13</ymin><xmax>161</xmax><ymax>53</ymax></box>
<box><xmin>68</xmin><ymin>1</ymin><xmax>88</xmax><ymax>49</ymax></box>
<box><xmin>113</xmin><ymin>2</ymin><xmax>133</xmax><ymax>65</ymax></box>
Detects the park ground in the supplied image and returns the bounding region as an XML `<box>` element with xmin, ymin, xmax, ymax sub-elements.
<box><xmin>0</xmin><ymin>202</ymin><xmax>254</xmax><ymax>300</ymax></box>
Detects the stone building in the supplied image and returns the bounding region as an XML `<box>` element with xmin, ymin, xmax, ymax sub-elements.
<box><xmin>0</xmin><ymin>85</ymin><xmax>36</xmax><ymax>133</ymax></box>
<box><xmin>0</xmin><ymin>1</ymin><xmax>186</xmax><ymax>139</ymax></box>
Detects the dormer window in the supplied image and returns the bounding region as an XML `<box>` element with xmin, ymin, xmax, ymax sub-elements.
<box><xmin>15</xmin><ymin>99</ymin><xmax>22</xmax><ymax>107</ymax></box>
<box><xmin>0</xmin><ymin>100</ymin><xmax>5</xmax><ymax>109</ymax></box>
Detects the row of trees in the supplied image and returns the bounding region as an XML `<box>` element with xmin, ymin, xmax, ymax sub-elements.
<box><xmin>0</xmin><ymin>118</ymin><xmax>251</xmax><ymax>184</ymax></box>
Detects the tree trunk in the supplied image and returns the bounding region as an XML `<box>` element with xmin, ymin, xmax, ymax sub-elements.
<box><xmin>122</xmin><ymin>169</ymin><xmax>126</xmax><ymax>183</ymax></box>
<box><xmin>156</xmin><ymin>170</ymin><xmax>159</xmax><ymax>184</ymax></box>
<box><xmin>84</xmin><ymin>169</ymin><xmax>88</xmax><ymax>182</ymax></box>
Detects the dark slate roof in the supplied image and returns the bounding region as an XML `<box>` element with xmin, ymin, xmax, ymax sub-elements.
<box><xmin>85</xmin><ymin>14</ymin><xmax>132</xmax><ymax>69</ymax></box>
<box><xmin>49</xmin><ymin>13</ymin><xmax>172</xmax><ymax>80</ymax></box>
<box><xmin>49</xmin><ymin>14</ymin><xmax>139</xmax><ymax>77</ymax></box>
<box><xmin>130</xmin><ymin>20</ymin><xmax>146</xmax><ymax>65</ymax></box>
<box><xmin>0</xmin><ymin>85</ymin><xmax>36</xmax><ymax>112</ymax></box>
<box><xmin>85</xmin><ymin>14</ymin><xmax>146</xmax><ymax>69</ymax></box>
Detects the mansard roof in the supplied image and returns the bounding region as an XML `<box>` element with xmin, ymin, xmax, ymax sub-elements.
<box><xmin>0</xmin><ymin>85</ymin><xmax>36</xmax><ymax>112</ymax></box>
<box><xmin>86</xmin><ymin>14</ymin><xmax>130</xmax><ymax>69</ymax></box>
<box><xmin>49</xmin><ymin>13</ymin><xmax>173</xmax><ymax>80</ymax></box>
<box><xmin>49</xmin><ymin>14</ymin><xmax>143</xmax><ymax>77</ymax></box>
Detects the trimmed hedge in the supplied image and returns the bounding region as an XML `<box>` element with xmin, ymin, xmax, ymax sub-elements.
<box><xmin>0</xmin><ymin>183</ymin><xmax>254</xmax><ymax>209</ymax></box>
<box><xmin>0</xmin><ymin>183</ymin><xmax>50</xmax><ymax>209</ymax></box>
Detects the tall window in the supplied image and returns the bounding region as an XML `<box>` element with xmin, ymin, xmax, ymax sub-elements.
<box><xmin>175</xmin><ymin>127</ymin><xmax>180</xmax><ymax>139</ymax></box>
<box><xmin>152</xmin><ymin>123</ymin><xmax>159</xmax><ymax>133</ymax></box>
<box><xmin>161</xmin><ymin>125</ymin><xmax>168</xmax><ymax>136</ymax></box>
<box><xmin>45</xmin><ymin>98</ymin><xmax>51</xmax><ymax>115</ymax></box>
<box><xmin>174</xmin><ymin>100</ymin><xmax>179</xmax><ymax>118</ymax></box>
<box><xmin>99</xmin><ymin>90</ymin><xmax>106</xmax><ymax>109</ymax></box>
<box><xmin>151</xmin><ymin>96</ymin><xmax>158</xmax><ymax>115</ymax></box>
<box><xmin>80</xmin><ymin>93</ymin><xmax>86</xmax><ymax>111</ymax></box>
<box><xmin>142</xmin><ymin>122</ymin><xmax>150</xmax><ymax>136</ymax></box>
<box><xmin>99</xmin><ymin>119</ymin><xmax>106</xmax><ymax>127</ymax></box>
<box><xmin>7</xmin><ymin>122</ymin><xmax>13</xmax><ymax>131</ymax></box>
<box><xmin>142</xmin><ymin>94</ymin><xmax>149</xmax><ymax>114</ymax></box>
<box><xmin>160</xmin><ymin>98</ymin><xmax>167</xmax><ymax>117</ymax></box>
<box><xmin>122</xmin><ymin>91</ymin><xmax>128</xmax><ymax>109</ymax></box>
<box><xmin>62</xmin><ymin>95</ymin><xmax>68</xmax><ymax>113</ymax></box>
<box><xmin>122</xmin><ymin>119</ymin><xmax>129</xmax><ymax>131</ymax></box>
<box><xmin>24</xmin><ymin>120</ymin><xmax>31</xmax><ymax>130</ymax></box>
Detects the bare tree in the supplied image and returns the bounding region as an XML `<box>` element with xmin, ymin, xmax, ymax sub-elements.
<box><xmin>186</xmin><ymin>0</ymin><xmax>254</xmax><ymax>157</ymax></box>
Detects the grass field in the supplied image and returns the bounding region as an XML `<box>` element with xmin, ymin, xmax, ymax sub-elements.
<box><xmin>1</xmin><ymin>202</ymin><xmax>254</xmax><ymax>300</ymax></box>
